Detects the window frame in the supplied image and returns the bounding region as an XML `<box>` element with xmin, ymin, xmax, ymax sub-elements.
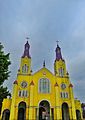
<box><xmin>59</xmin><ymin>67</ymin><xmax>64</xmax><ymax>77</ymax></box>
<box><xmin>18</xmin><ymin>90</ymin><xmax>28</xmax><ymax>97</ymax></box>
<box><xmin>60</xmin><ymin>92</ymin><xmax>69</xmax><ymax>98</ymax></box>
<box><xmin>38</xmin><ymin>78</ymin><xmax>50</xmax><ymax>93</ymax></box>
<box><xmin>22</xmin><ymin>64</ymin><xmax>28</xmax><ymax>73</ymax></box>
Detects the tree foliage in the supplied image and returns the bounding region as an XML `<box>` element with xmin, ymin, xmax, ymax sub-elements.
<box><xmin>0</xmin><ymin>43</ymin><xmax>11</xmax><ymax>112</ymax></box>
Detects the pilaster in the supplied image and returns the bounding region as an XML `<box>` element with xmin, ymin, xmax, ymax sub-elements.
<box><xmin>55</xmin><ymin>82</ymin><xmax>61</xmax><ymax>120</ymax></box>
<box><xmin>69</xmin><ymin>84</ymin><xmax>76</xmax><ymax>120</ymax></box>
<box><xmin>10</xmin><ymin>81</ymin><xmax>18</xmax><ymax>120</ymax></box>
<box><xmin>29</xmin><ymin>81</ymin><xmax>34</xmax><ymax>120</ymax></box>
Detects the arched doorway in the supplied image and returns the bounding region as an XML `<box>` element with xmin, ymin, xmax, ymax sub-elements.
<box><xmin>17</xmin><ymin>102</ymin><xmax>26</xmax><ymax>120</ymax></box>
<box><xmin>62</xmin><ymin>103</ymin><xmax>70</xmax><ymax>120</ymax></box>
<box><xmin>76</xmin><ymin>110</ymin><xmax>81</xmax><ymax>120</ymax></box>
<box><xmin>2</xmin><ymin>109</ymin><xmax>10</xmax><ymax>120</ymax></box>
<box><xmin>39</xmin><ymin>100</ymin><xmax>50</xmax><ymax>120</ymax></box>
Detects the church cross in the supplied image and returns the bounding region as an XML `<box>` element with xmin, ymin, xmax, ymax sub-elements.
<box><xmin>56</xmin><ymin>40</ymin><xmax>59</xmax><ymax>45</ymax></box>
<box><xmin>26</xmin><ymin>37</ymin><xmax>30</xmax><ymax>40</ymax></box>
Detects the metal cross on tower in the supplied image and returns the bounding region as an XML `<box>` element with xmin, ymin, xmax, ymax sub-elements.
<box><xmin>56</xmin><ymin>40</ymin><xmax>59</xmax><ymax>45</ymax></box>
<box><xmin>26</xmin><ymin>37</ymin><xmax>30</xmax><ymax>40</ymax></box>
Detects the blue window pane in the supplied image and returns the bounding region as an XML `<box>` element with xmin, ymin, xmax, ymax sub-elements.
<box><xmin>22</xmin><ymin>64</ymin><xmax>28</xmax><ymax>73</ymax></box>
<box><xmin>39</xmin><ymin>78</ymin><xmax>50</xmax><ymax>93</ymax></box>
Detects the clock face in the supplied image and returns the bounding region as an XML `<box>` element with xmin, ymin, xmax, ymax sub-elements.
<box><xmin>21</xmin><ymin>81</ymin><xmax>28</xmax><ymax>88</ymax></box>
<box><xmin>61</xmin><ymin>83</ymin><xmax>66</xmax><ymax>90</ymax></box>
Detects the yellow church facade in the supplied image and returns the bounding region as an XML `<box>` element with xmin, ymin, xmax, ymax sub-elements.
<box><xmin>0</xmin><ymin>41</ymin><xmax>83</xmax><ymax>120</ymax></box>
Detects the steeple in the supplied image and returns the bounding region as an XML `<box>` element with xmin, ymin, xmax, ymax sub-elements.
<box><xmin>18</xmin><ymin>41</ymin><xmax>31</xmax><ymax>75</ymax></box>
<box><xmin>22</xmin><ymin>41</ymin><xmax>31</xmax><ymax>58</ymax></box>
<box><xmin>55</xmin><ymin>42</ymin><xmax>63</xmax><ymax>61</ymax></box>
<box><xmin>54</xmin><ymin>42</ymin><xmax>68</xmax><ymax>77</ymax></box>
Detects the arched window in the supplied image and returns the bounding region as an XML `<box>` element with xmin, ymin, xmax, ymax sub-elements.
<box><xmin>18</xmin><ymin>91</ymin><xmax>21</xmax><ymax>97</ymax></box>
<box><xmin>39</xmin><ymin>78</ymin><xmax>50</xmax><ymax>93</ymax></box>
<box><xmin>65</xmin><ymin>92</ymin><xmax>68</xmax><ymax>98</ymax></box>
<box><xmin>61</xmin><ymin>92</ymin><xmax>69</xmax><ymax>98</ymax></box>
<box><xmin>18</xmin><ymin>90</ymin><xmax>28</xmax><ymax>97</ymax></box>
<box><xmin>59</xmin><ymin>67</ymin><xmax>64</xmax><ymax>77</ymax></box>
<box><xmin>22</xmin><ymin>64</ymin><xmax>28</xmax><ymax>73</ymax></box>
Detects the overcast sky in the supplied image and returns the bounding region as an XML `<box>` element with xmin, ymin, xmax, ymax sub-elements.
<box><xmin>0</xmin><ymin>0</ymin><xmax>85</xmax><ymax>102</ymax></box>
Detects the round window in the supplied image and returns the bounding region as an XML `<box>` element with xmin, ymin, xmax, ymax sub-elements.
<box><xmin>21</xmin><ymin>81</ymin><xmax>28</xmax><ymax>88</ymax></box>
<box><xmin>61</xmin><ymin>83</ymin><xmax>66</xmax><ymax>90</ymax></box>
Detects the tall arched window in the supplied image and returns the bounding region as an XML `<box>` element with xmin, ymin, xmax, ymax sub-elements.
<box><xmin>59</xmin><ymin>67</ymin><xmax>64</xmax><ymax>77</ymax></box>
<box><xmin>22</xmin><ymin>64</ymin><xmax>28</xmax><ymax>73</ymax></box>
<box><xmin>39</xmin><ymin>78</ymin><xmax>50</xmax><ymax>93</ymax></box>
<box><xmin>61</xmin><ymin>92</ymin><xmax>69</xmax><ymax>98</ymax></box>
<box><xmin>18</xmin><ymin>90</ymin><xmax>28</xmax><ymax>97</ymax></box>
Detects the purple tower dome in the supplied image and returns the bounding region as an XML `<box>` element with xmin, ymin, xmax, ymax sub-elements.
<box><xmin>22</xmin><ymin>41</ymin><xmax>31</xmax><ymax>58</ymax></box>
<box><xmin>55</xmin><ymin>44</ymin><xmax>63</xmax><ymax>61</ymax></box>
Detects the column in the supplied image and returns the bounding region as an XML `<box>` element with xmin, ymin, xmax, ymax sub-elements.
<box><xmin>50</xmin><ymin>108</ymin><xmax>55</xmax><ymax>120</ymax></box>
<box><xmin>54</xmin><ymin>108</ymin><xmax>56</xmax><ymax>120</ymax></box>
<box><xmin>69</xmin><ymin>106</ymin><xmax>72</xmax><ymax>120</ymax></box>
<box><xmin>55</xmin><ymin>83</ymin><xmax>61</xmax><ymax>120</ymax></box>
<box><xmin>2</xmin><ymin>112</ymin><xmax>6</xmax><ymax>120</ymax></box>
<box><xmin>29</xmin><ymin>81</ymin><xmax>34</xmax><ymax>120</ymax></box>
<box><xmin>36</xmin><ymin>107</ymin><xmax>39</xmax><ymax>120</ymax></box>
<box><xmin>15</xmin><ymin>106</ymin><xmax>18</xmax><ymax>120</ymax></box>
<box><xmin>10</xmin><ymin>82</ymin><xmax>18</xmax><ymax>120</ymax></box>
<box><xmin>69</xmin><ymin>84</ymin><xmax>76</xmax><ymax>120</ymax></box>
<box><xmin>50</xmin><ymin>108</ymin><xmax>52</xmax><ymax>120</ymax></box>
<box><xmin>26</xmin><ymin>105</ymin><xmax>29</xmax><ymax>120</ymax></box>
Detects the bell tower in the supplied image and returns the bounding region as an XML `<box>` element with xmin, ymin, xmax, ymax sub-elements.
<box><xmin>54</xmin><ymin>42</ymin><xmax>68</xmax><ymax>77</ymax></box>
<box><xmin>18</xmin><ymin>41</ymin><xmax>31</xmax><ymax>75</ymax></box>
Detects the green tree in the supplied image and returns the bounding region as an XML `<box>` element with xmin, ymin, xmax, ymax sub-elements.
<box><xmin>0</xmin><ymin>42</ymin><xmax>11</xmax><ymax>113</ymax></box>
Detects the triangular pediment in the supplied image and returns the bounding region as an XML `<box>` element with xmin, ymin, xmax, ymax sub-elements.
<box><xmin>33</xmin><ymin>67</ymin><xmax>54</xmax><ymax>76</ymax></box>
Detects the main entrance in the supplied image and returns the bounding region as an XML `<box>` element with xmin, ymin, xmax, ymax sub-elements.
<box><xmin>62</xmin><ymin>103</ymin><xmax>70</xmax><ymax>120</ymax></box>
<box><xmin>39</xmin><ymin>100</ymin><xmax>50</xmax><ymax>120</ymax></box>
<box><xmin>17</xmin><ymin>102</ymin><xmax>26</xmax><ymax>120</ymax></box>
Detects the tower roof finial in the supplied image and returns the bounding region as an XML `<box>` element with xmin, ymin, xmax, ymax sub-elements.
<box><xmin>56</xmin><ymin>40</ymin><xmax>59</xmax><ymax>46</ymax></box>
<box><xmin>43</xmin><ymin>60</ymin><xmax>45</xmax><ymax>67</ymax></box>
<box><xmin>55</xmin><ymin>40</ymin><xmax>63</xmax><ymax>61</ymax></box>
<box><xmin>22</xmin><ymin>37</ymin><xmax>31</xmax><ymax>58</ymax></box>
<box><xmin>26</xmin><ymin>37</ymin><xmax>30</xmax><ymax>41</ymax></box>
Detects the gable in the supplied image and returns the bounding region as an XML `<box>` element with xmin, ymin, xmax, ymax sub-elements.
<box><xmin>33</xmin><ymin>67</ymin><xmax>54</xmax><ymax>76</ymax></box>
<box><xmin>32</xmin><ymin>67</ymin><xmax>55</xmax><ymax>87</ymax></box>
